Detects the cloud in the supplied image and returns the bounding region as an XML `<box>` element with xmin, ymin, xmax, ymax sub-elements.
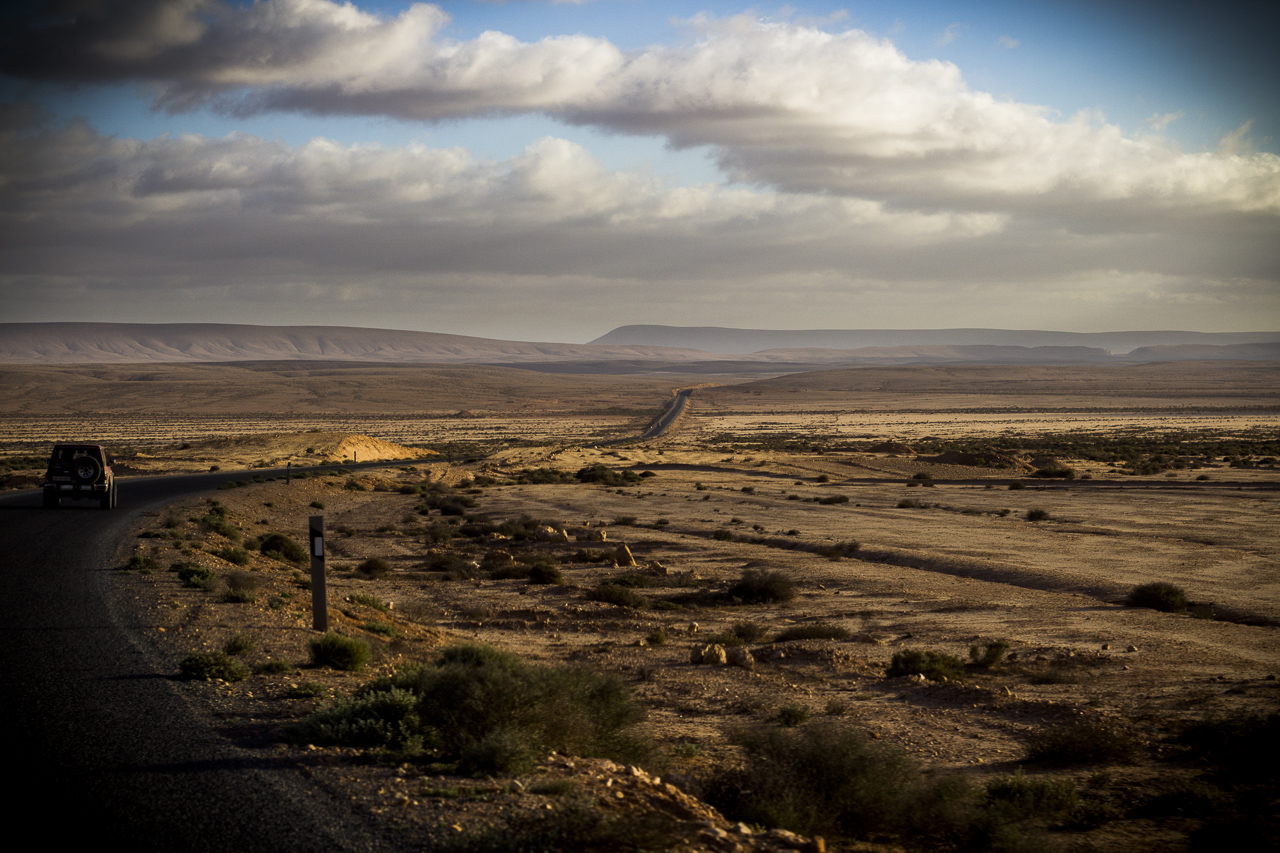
<box><xmin>997</xmin><ymin>35</ymin><xmax>1019</xmax><ymax>49</ymax></box>
<box><xmin>936</xmin><ymin>23</ymin><xmax>965</xmax><ymax>46</ymax></box>
<box><xmin>4</xmin><ymin>1</ymin><xmax>1276</xmax><ymax>228</ymax></box>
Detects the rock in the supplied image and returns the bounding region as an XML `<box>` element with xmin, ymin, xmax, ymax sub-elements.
<box><xmin>727</xmin><ymin>646</ymin><xmax>755</xmax><ymax>669</ymax></box>
<box><xmin>1127</xmin><ymin>645</ymin><xmax>1139</xmax><ymax>652</ymax></box>
<box><xmin>691</xmin><ymin>643</ymin><xmax>728</xmax><ymax>665</ymax></box>
<box><xmin>614</xmin><ymin>543</ymin><xmax>637</xmax><ymax>567</ymax></box>
<box><xmin>535</xmin><ymin>525</ymin><xmax>570</xmax><ymax>543</ymax></box>
<box><xmin>648</xmin><ymin>561</ymin><xmax>669</xmax><ymax>575</ymax></box>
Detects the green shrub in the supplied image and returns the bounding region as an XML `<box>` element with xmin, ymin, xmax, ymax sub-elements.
<box><xmin>217</xmin><ymin>546</ymin><xmax>251</xmax><ymax>565</ymax></box>
<box><xmin>309</xmin><ymin>632</ymin><xmax>371</xmax><ymax>672</ymax></box>
<box><xmin>727</xmin><ymin>568</ymin><xmax>795</xmax><ymax>604</ymax></box>
<box><xmin>1025</xmin><ymin>717</ymin><xmax>1141</xmax><ymax>766</ymax></box>
<box><xmin>348</xmin><ymin>592</ymin><xmax>389</xmax><ymax>611</ymax></box>
<box><xmin>1125</xmin><ymin>582</ymin><xmax>1188</xmax><ymax>613</ymax></box>
<box><xmin>575</xmin><ymin>464</ymin><xmax>642</xmax><ymax>486</ymax></box>
<box><xmin>223</xmin><ymin>633</ymin><xmax>258</xmax><ymax>656</ymax></box>
<box><xmin>775</xmin><ymin>623</ymin><xmax>851</xmax><ymax>642</ymax></box>
<box><xmin>356</xmin><ymin>557</ymin><xmax>391</xmax><ymax>578</ymax></box>
<box><xmin>362</xmin><ymin>621</ymin><xmax>397</xmax><ymax>637</ymax></box>
<box><xmin>587</xmin><ymin>583</ymin><xmax>647</xmax><ymax>609</ymax></box>
<box><xmin>173</xmin><ymin>562</ymin><xmax>217</xmax><ymax>589</ymax></box>
<box><xmin>297</xmin><ymin>644</ymin><xmax>649</xmax><ymax>774</ymax></box>
<box><xmin>259</xmin><ymin>660</ymin><xmax>293</xmax><ymax>674</ymax></box>
<box><xmin>181</xmin><ymin>651</ymin><xmax>250</xmax><ymax>682</ymax></box>
<box><xmin>126</xmin><ymin>553</ymin><xmax>159</xmax><ymax>573</ymax></box>
<box><xmin>777</xmin><ymin>705</ymin><xmax>811</xmax><ymax>727</ymax></box>
<box><xmin>887</xmin><ymin>648</ymin><xmax>965</xmax><ymax>681</ymax></box>
<box><xmin>704</xmin><ymin>722</ymin><xmax>971</xmax><ymax>844</ymax></box>
<box><xmin>968</xmin><ymin>639</ymin><xmax>1010</xmax><ymax>670</ymax></box>
<box><xmin>258</xmin><ymin>532</ymin><xmax>307</xmax><ymax>564</ymax></box>
<box><xmin>310</xmin><ymin>500</ymin><xmax>325</xmax><ymax>509</ymax></box>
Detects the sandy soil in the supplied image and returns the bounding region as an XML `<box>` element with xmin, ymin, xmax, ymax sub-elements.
<box><xmin>7</xmin><ymin>360</ymin><xmax>1278</xmax><ymax>852</ymax></box>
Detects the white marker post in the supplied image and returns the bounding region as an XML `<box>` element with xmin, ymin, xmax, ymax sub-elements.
<box><xmin>309</xmin><ymin>515</ymin><xmax>327</xmax><ymax>632</ymax></box>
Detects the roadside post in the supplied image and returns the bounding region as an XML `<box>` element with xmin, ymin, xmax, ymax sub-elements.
<box><xmin>286</xmin><ymin>461</ymin><xmax>291</xmax><ymax>484</ymax></box>
<box><xmin>309</xmin><ymin>515</ymin><xmax>327</xmax><ymax>632</ymax></box>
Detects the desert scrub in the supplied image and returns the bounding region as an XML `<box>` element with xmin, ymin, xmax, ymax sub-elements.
<box><xmin>704</xmin><ymin>722</ymin><xmax>987</xmax><ymax>848</ymax></box>
<box><xmin>355</xmin><ymin>557</ymin><xmax>391</xmax><ymax>578</ymax></box>
<box><xmin>887</xmin><ymin>648</ymin><xmax>965</xmax><ymax>681</ymax></box>
<box><xmin>775</xmin><ymin>623</ymin><xmax>851</xmax><ymax>642</ymax></box>
<box><xmin>726</xmin><ymin>568</ymin><xmax>796</xmax><ymax>604</ymax></box>
<box><xmin>223</xmin><ymin>633</ymin><xmax>258</xmax><ymax>656</ymax></box>
<box><xmin>180</xmin><ymin>651</ymin><xmax>250</xmax><ymax>682</ymax></box>
<box><xmin>309</xmin><ymin>632</ymin><xmax>371</xmax><ymax>672</ymax></box>
<box><xmin>1124</xmin><ymin>581</ymin><xmax>1188</xmax><ymax>613</ymax></box>
<box><xmin>173</xmin><ymin>561</ymin><xmax>216</xmax><ymax>589</ymax></box>
<box><xmin>258</xmin><ymin>532</ymin><xmax>307</xmax><ymax>564</ymax></box>
<box><xmin>1025</xmin><ymin>717</ymin><xmax>1141</xmax><ymax>767</ymax></box>
<box><xmin>968</xmin><ymin>639</ymin><xmax>1010</xmax><ymax>670</ymax></box>
<box><xmin>295</xmin><ymin>643</ymin><xmax>649</xmax><ymax>774</ymax></box>
<box><xmin>216</xmin><ymin>546</ymin><xmax>252</xmax><ymax>566</ymax></box>
<box><xmin>587</xmin><ymin>582</ymin><xmax>648</xmax><ymax>610</ymax></box>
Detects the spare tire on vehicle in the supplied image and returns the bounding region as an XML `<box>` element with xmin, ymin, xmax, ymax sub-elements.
<box><xmin>73</xmin><ymin>457</ymin><xmax>102</xmax><ymax>485</ymax></box>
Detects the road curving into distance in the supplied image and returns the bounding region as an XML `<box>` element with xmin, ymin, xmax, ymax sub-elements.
<box><xmin>0</xmin><ymin>464</ymin><xmax>422</xmax><ymax>852</ymax></box>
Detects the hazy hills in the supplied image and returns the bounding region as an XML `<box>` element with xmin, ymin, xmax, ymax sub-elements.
<box><xmin>1</xmin><ymin>323</ymin><xmax>1277</xmax><ymax>368</ymax></box>
<box><xmin>589</xmin><ymin>325</ymin><xmax>1280</xmax><ymax>355</ymax></box>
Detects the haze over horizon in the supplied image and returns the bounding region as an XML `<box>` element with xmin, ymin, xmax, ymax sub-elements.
<box><xmin>3</xmin><ymin>0</ymin><xmax>1278</xmax><ymax>342</ymax></box>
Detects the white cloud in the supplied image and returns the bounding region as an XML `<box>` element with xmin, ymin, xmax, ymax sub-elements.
<box><xmin>997</xmin><ymin>35</ymin><xmax>1019</xmax><ymax>49</ymax></box>
<box><xmin>936</xmin><ymin>23</ymin><xmax>964</xmax><ymax>46</ymax></box>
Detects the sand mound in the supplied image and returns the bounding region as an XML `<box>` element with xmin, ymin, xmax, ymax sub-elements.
<box><xmin>184</xmin><ymin>432</ymin><xmax>428</xmax><ymax>466</ymax></box>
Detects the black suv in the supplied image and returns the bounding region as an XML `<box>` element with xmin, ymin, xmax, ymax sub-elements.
<box><xmin>43</xmin><ymin>443</ymin><xmax>117</xmax><ymax>509</ymax></box>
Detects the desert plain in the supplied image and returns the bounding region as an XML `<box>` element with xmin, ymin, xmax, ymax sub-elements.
<box><xmin>3</xmin><ymin>359</ymin><xmax>1278</xmax><ymax>852</ymax></box>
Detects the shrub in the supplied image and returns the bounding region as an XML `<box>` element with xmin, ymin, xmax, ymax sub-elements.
<box><xmin>223</xmin><ymin>633</ymin><xmax>258</xmax><ymax>656</ymax></box>
<box><xmin>775</xmin><ymin>623</ymin><xmax>851</xmax><ymax>642</ymax></box>
<box><xmin>777</xmin><ymin>705</ymin><xmax>811</xmax><ymax>727</ymax></box>
<box><xmin>1032</xmin><ymin>466</ymin><xmax>1076</xmax><ymax>479</ymax></box>
<box><xmin>173</xmin><ymin>562</ymin><xmax>216</xmax><ymax>589</ymax></box>
<box><xmin>587</xmin><ymin>583</ymin><xmax>647</xmax><ymax>609</ymax></box>
<box><xmin>704</xmin><ymin>722</ymin><xmax>966</xmax><ymax>843</ymax></box>
<box><xmin>1025</xmin><ymin>717</ymin><xmax>1141</xmax><ymax>766</ymax></box>
<box><xmin>362</xmin><ymin>621</ymin><xmax>397</xmax><ymax>637</ymax></box>
<box><xmin>1025</xmin><ymin>508</ymin><xmax>1050</xmax><ymax>521</ymax></box>
<box><xmin>815</xmin><ymin>540</ymin><xmax>859</xmax><ymax>560</ymax></box>
<box><xmin>727</xmin><ymin>569</ymin><xmax>795</xmax><ymax>604</ymax></box>
<box><xmin>575</xmin><ymin>464</ymin><xmax>641</xmax><ymax>486</ymax></box>
<box><xmin>968</xmin><ymin>639</ymin><xmax>1010</xmax><ymax>670</ymax></box>
<box><xmin>356</xmin><ymin>557</ymin><xmax>391</xmax><ymax>578</ymax></box>
<box><xmin>896</xmin><ymin>499</ymin><xmax>920</xmax><ymax>508</ymax></box>
<box><xmin>711</xmin><ymin>529</ymin><xmax>736</xmax><ymax>541</ymax></box>
<box><xmin>309</xmin><ymin>632</ymin><xmax>371</xmax><ymax>672</ymax></box>
<box><xmin>984</xmin><ymin>774</ymin><xmax>1077</xmax><ymax>822</ymax></box>
<box><xmin>297</xmin><ymin>644</ymin><xmax>650</xmax><ymax>774</ymax></box>
<box><xmin>216</xmin><ymin>546</ymin><xmax>251</xmax><ymax>565</ymax></box>
<box><xmin>181</xmin><ymin>651</ymin><xmax>250</xmax><ymax>682</ymax></box>
<box><xmin>887</xmin><ymin>649</ymin><xmax>965</xmax><ymax>681</ymax></box>
<box><xmin>348</xmin><ymin>592</ymin><xmax>389</xmax><ymax>611</ymax></box>
<box><xmin>259</xmin><ymin>532</ymin><xmax>307</xmax><ymax>564</ymax></box>
<box><xmin>1125</xmin><ymin>581</ymin><xmax>1188</xmax><ymax>613</ymax></box>
<box><xmin>126</xmin><ymin>553</ymin><xmax>159</xmax><ymax>573</ymax></box>
<box><xmin>816</xmin><ymin>494</ymin><xmax>849</xmax><ymax>505</ymax></box>
<box><xmin>911</xmin><ymin>471</ymin><xmax>933</xmax><ymax>480</ymax></box>
<box><xmin>310</xmin><ymin>500</ymin><xmax>325</xmax><ymax>509</ymax></box>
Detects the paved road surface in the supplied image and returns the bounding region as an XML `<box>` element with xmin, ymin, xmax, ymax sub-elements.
<box><xmin>0</xmin><ymin>466</ymin><xmax>412</xmax><ymax>852</ymax></box>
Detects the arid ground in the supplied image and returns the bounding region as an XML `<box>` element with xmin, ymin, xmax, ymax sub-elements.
<box><xmin>3</xmin><ymin>360</ymin><xmax>1277</xmax><ymax>852</ymax></box>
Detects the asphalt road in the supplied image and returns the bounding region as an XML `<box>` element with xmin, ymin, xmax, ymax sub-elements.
<box><xmin>0</xmin><ymin>466</ymin><xmax>415</xmax><ymax>852</ymax></box>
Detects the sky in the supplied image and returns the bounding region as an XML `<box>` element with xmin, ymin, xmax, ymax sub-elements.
<box><xmin>1</xmin><ymin>0</ymin><xmax>1278</xmax><ymax>343</ymax></box>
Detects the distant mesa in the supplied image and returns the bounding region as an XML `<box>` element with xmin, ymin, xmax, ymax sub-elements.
<box><xmin>1</xmin><ymin>322</ymin><xmax>1276</xmax><ymax>368</ymax></box>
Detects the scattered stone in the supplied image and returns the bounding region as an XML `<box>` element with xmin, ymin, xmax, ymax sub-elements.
<box><xmin>691</xmin><ymin>643</ymin><xmax>728</xmax><ymax>665</ymax></box>
<box><xmin>727</xmin><ymin>646</ymin><xmax>755</xmax><ymax>669</ymax></box>
<box><xmin>1127</xmin><ymin>645</ymin><xmax>1139</xmax><ymax>653</ymax></box>
<box><xmin>614</xmin><ymin>543</ymin><xmax>637</xmax><ymax>567</ymax></box>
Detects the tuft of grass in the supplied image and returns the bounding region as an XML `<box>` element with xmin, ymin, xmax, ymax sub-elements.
<box><xmin>181</xmin><ymin>651</ymin><xmax>250</xmax><ymax>682</ymax></box>
<box><xmin>726</xmin><ymin>568</ymin><xmax>795</xmax><ymax>604</ymax></box>
<box><xmin>348</xmin><ymin>592</ymin><xmax>389</xmax><ymax>611</ymax></box>
<box><xmin>1025</xmin><ymin>717</ymin><xmax>1141</xmax><ymax>766</ymax></box>
<box><xmin>968</xmin><ymin>639</ymin><xmax>1010</xmax><ymax>670</ymax></box>
<box><xmin>362</xmin><ymin>621</ymin><xmax>397</xmax><ymax>637</ymax></box>
<box><xmin>887</xmin><ymin>648</ymin><xmax>965</xmax><ymax>681</ymax></box>
<box><xmin>777</xmin><ymin>705</ymin><xmax>811</xmax><ymax>727</ymax></box>
<box><xmin>1125</xmin><ymin>581</ymin><xmax>1188</xmax><ymax>613</ymax></box>
<box><xmin>216</xmin><ymin>546</ymin><xmax>252</xmax><ymax>566</ymax></box>
<box><xmin>259</xmin><ymin>660</ymin><xmax>294</xmax><ymax>674</ymax></box>
<box><xmin>587</xmin><ymin>583</ymin><xmax>648</xmax><ymax>610</ymax></box>
<box><xmin>356</xmin><ymin>557</ymin><xmax>391</xmax><ymax>578</ymax></box>
<box><xmin>775</xmin><ymin>623</ymin><xmax>851</xmax><ymax>642</ymax></box>
<box><xmin>223</xmin><ymin>633</ymin><xmax>258</xmax><ymax>656</ymax></box>
<box><xmin>309</xmin><ymin>500</ymin><xmax>325</xmax><ymax>509</ymax></box>
<box><xmin>309</xmin><ymin>632</ymin><xmax>371</xmax><ymax>671</ymax></box>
